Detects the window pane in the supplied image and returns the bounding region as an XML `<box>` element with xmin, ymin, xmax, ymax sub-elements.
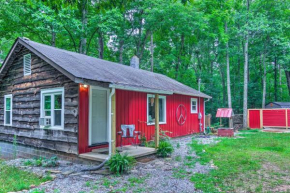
<box><xmin>148</xmin><ymin>97</ymin><xmax>155</xmax><ymax>123</ymax></box>
<box><xmin>148</xmin><ymin>97</ymin><xmax>165</xmax><ymax>123</ymax></box>
<box><xmin>44</xmin><ymin>96</ymin><xmax>51</xmax><ymax>110</ymax></box>
<box><xmin>54</xmin><ymin>94</ymin><xmax>62</xmax><ymax>109</ymax></box>
<box><xmin>159</xmin><ymin>98</ymin><xmax>164</xmax><ymax>122</ymax></box>
<box><xmin>54</xmin><ymin>110</ymin><xmax>62</xmax><ymax>126</ymax></box>
<box><xmin>192</xmin><ymin>100</ymin><xmax>197</xmax><ymax>111</ymax></box>
<box><xmin>45</xmin><ymin>110</ymin><xmax>51</xmax><ymax>116</ymax></box>
<box><xmin>5</xmin><ymin>111</ymin><xmax>11</xmax><ymax>124</ymax></box>
<box><xmin>6</xmin><ymin>98</ymin><xmax>11</xmax><ymax>110</ymax></box>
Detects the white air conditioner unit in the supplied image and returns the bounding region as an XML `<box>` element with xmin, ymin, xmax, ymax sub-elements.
<box><xmin>39</xmin><ymin>118</ymin><xmax>51</xmax><ymax>126</ymax></box>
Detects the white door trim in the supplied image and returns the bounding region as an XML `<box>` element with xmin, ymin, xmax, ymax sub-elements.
<box><xmin>89</xmin><ymin>86</ymin><xmax>110</xmax><ymax>146</ymax></box>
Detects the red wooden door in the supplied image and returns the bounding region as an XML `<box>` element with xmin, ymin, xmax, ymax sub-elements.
<box><xmin>249</xmin><ymin>110</ymin><xmax>261</xmax><ymax>129</ymax></box>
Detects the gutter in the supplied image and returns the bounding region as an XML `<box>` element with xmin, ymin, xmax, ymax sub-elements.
<box><xmin>109</xmin><ymin>84</ymin><xmax>173</xmax><ymax>95</ymax></box>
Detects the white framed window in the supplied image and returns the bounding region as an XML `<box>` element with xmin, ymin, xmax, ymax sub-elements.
<box><xmin>191</xmin><ymin>98</ymin><xmax>198</xmax><ymax>113</ymax></box>
<box><xmin>40</xmin><ymin>88</ymin><xmax>64</xmax><ymax>129</ymax></box>
<box><xmin>23</xmin><ymin>54</ymin><xmax>31</xmax><ymax>76</ymax></box>
<box><xmin>147</xmin><ymin>94</ymin><xmax>166</xmax><ymax>125</ymax></box>
<box><xmin>4</xmin><ymin>94</ymin><xmax>12</xmax><ymax>126</ymax></box>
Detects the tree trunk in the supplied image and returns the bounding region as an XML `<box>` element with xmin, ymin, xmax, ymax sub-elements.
<box><xmin>219</xmin><ymin>64</ymin><xmax>227</xmax><ymax>106</ymax></box>
<box><xmin>80</xmin><ymin>1</ymin><xmax>87</xmax><ymax>54</ymax></box>
<box><xmin>243</xmin><ymin>0</ymin><xmax>250</xmax><ymax>128</ymax></box>
<box><xmin>274</xmin><ymin>56</ymin><xmax>277</xmax><ymax>101</ymax></box>
<box><xmin>51</xmin><ymin>26</ymin><xmax>56</xmax><ymax>47</ymax></box>
<box><xmin>225</xmin><ymin>22</ymin><xmax>232</xmax><ymax>127</ymax></box>
<box><xmin>119</xmin><ymin>40</ymin><xmax>124</xmax><ymax>64</ymax></box>
<box><xmin>285</xmin><ymin>70</ymin><xmax>290</xmax><ymax>96</ymax></box>
<box><xmin>98</xmin><ymin>32</ymin><xmax>104</xmax><ymax>59</ymax></box>
<box><xmin>262</xmin><ymin>53</ymin><xmax>266</xmax><ymax>108</ymax></box>
<box><xmin>150</xmin><ymin>33</ymin><xmax>154</xmax><ymax>72</ymax></box>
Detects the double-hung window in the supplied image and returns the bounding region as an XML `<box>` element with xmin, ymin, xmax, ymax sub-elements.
<box><xmin>40</xmin><ymin>88</ymin><xmax>64</xmax><ymax>129</ymax></box>
<box><xmin>4</xmin><ymin>94</ymin><xmax>12</xmax><ymax>126</ymax></box>
<box><xmin>147</xmin><ymin>94</ymin><xmax>166</xmax><ymax>125</ymax></box>
<box><xmin>191</xmin><ymin>98</ymin><xmax>198</xmax><ymax>113</ymax></box>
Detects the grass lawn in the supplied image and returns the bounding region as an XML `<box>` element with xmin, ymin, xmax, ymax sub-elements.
<box><xmin>0</xmin><ymin>160</ymin><xmax>52</xmax><ymax>193</ymax></box>
<box><xmin>189</xmin><ymin>130</ymin><xmax>290</xmax><ymax>192</ymax></box>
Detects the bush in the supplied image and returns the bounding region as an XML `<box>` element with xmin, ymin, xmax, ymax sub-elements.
<box><xmin>157</xmin><ymin>140</ymin><xmax>174</xmax><ymax>157</ymax></box>
<box><xmin>106</xmin><ymin>153</ymin><xmax>135</xmax><ymax>174</ymax></box>
<box><xmin>23</xmin><ymin>156</ymin><xmax>59</xmax><ymax>167</ymax></box>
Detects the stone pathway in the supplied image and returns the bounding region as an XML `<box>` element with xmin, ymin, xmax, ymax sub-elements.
<box><xmin>6</xmin><ymin>135</ymin><xmax>217</xmax><ymax>193</ymax></box>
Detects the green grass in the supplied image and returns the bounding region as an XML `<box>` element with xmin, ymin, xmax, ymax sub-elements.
<box><xmin>0</xmin><ymin>160</ymin><xmax>52</xmax><ymax>193</ymax></box>
<box><xmin>189</xmin><ymin>131</ymin><xmax>290</xmax><ymax>192</ymax></box>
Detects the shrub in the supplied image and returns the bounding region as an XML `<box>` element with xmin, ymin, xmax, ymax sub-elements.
<box><xmin>157</xmin><ymin>140</ymin><xmax>174</xmax><ymax>157</ymax></box>
<box><xmin>106</xmin><ymin>153</ymin><xmax>135</xmax><ymax>174</ymax></box>
<box><xmin>24</xmin><ymin>156</ymin><xmax>59</xmax><ymax>167</ymax></box>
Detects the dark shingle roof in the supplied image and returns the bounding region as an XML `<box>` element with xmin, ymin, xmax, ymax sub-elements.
<box><xmin>1</xmin><ymin>38</ymin><xmax>211</xmax><ymax>98</ymax></box>
<box><xmin>266</xmin><ymin>102</ymin><xmax>290</xmax><ymax>108</ymax></box>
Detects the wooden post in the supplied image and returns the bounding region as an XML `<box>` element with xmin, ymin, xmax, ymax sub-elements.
<box><xmin>247</xmin><ymin>109</ymin><xmax>250</xmax><ymax>129</ymax></box>
<box><xmin>260</xmin><ymin>109</ymin><xmax>263</xmax><ymax>129</ymax></box>
<box><xmin>111</xmin><ymin>92</ymin><xmax>116</xmax><ymax>154</ymax></box>
<box><xmin>285</xmin><ymin>109</ymin><xmax>288</xmax><ymax>130</ymax></box>
<box><xmin>155</xmin><ymin>94</ymin><xmax>159</xmax><ymax>148</ymax></box>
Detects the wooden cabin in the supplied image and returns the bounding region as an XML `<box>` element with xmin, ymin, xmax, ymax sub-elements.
<box><xmin>0</xmin><ymin>38</ymin><xmax>211</xmax><ymax>161</ymax></box>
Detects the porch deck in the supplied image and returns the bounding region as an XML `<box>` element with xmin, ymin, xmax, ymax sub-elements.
<box><xmin>79</xmin><ymin>146</ymin><xmax>156</xmax><ymax>162</ymax></box>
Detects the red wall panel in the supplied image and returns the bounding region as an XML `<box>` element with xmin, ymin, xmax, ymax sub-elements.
<box><xmin>115</xmin><ymin>90</ymin><xmax>204</xmax><ymax>147</ymax></box>
<box><xmin>78</xmin><ymin>85</ymin><xmax>89</xmax><ymax>154</ymax></box>
<box><xmin>263</xmin><ymin>109</ymin><xmax>286</xmax><ymax>127</ymax></box>
<box><xmin>288</xmin><ymin>110</ymin><xmax>290</xmax><ymax>127</ymax></box>
<box><xmin>248</xmin><ymin>110</ymin><xmax>261</xmax><ymax>129</ymax></box>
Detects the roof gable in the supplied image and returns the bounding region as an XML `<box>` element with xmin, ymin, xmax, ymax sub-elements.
<box><xmin>0</xmin><ymin>37</ymin><xmax>211</xmax><ymax>98</ymax></box>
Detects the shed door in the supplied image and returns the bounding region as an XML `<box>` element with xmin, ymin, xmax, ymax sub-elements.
<box><xmin>90</xmin><ymin>88</ymin><xmax>108</xmax><ymax>145</ymax></box>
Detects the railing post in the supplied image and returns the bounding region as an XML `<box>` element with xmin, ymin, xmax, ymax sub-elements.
<box><xmin>260</xmin><ymin>109</ymin><xmax>263</xmax><ymax>129</ymax></box>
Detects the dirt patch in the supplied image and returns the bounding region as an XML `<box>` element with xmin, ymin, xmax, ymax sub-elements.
<box><xmin>137</xmin><ymin>157</ymin><xmax>156</xmax><ymax>163</ymax></box>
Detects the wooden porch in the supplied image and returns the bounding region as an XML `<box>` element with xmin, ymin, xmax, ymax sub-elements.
<box><xmin>79</xmin><ymin>146</ymin><xmax>156</xmax><ymax>162</ymax></box>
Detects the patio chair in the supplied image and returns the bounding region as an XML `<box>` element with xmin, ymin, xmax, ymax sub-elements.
<box><xmin>118</xmin><ymin>125</ymin><xmax>141</xmax><ymax>150</ymax></box>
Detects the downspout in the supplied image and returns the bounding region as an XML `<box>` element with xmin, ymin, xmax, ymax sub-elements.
<box><xmin>108</xmin><ymin>88</ymin><xmax>115</xmax><ymax>156</ymax></box>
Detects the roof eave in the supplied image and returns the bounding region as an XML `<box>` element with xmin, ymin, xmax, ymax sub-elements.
<box><xmin>109</xmin><ymin>84</ymin><xmax>173</xmax><ymax>95</ymax></box>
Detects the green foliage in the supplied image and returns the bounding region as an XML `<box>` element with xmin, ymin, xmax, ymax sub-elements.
<box><xmin>156</xmin><ymin>140</ymin><xmax>174</xmax><ymax>157</ymax></box>
<box><xmin>140</xmin><ymin>135</ymin><xmax>147</xmax><ymax>146</ymax></box>
<box><xmin>106</xmin><ymin>153</ymin><xmax>135</xmax><ymax>174</ymax></box>
<box><xmin>23</xmin><ymin>156</ymin><xmax>59</xmax><ymax>167</ymax></box>
<box><xmin>0</xmin><ymin>0</ymin><xmax>289</xmax><ymax>118</ymax></box>
<box><xmin>0</xmin><ymin>160</ymin><xmax>51</xmax><ymax>193</ymax></box>
<box><xmin>145</xmin><ymin>140</ymin><xmax>155</xmax><ymax>148</ymax></box>
<box><xmin>189</xmin><ymin>132</ymin><xmax>290</xmax><ymax>192</ymax></box>
<box><xmin>176</xmin><ymin>142</ymin><xmax>180</xmax><ymax>149</ymax></box>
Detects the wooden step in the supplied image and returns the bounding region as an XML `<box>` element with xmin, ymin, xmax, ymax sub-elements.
<box><xmin>92</xmin><ymin>147</ymin><xmax>109</xmax><ymax>153</ymax></box>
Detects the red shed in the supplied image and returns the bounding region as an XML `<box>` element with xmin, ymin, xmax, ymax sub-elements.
<box><xmin>0</xmin><ymin>38</ymin><xmax>211</xmax><ymax>161</ymax></box>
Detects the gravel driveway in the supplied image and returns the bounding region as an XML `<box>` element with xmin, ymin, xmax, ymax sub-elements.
<box><xmin>6</xmin><ymin>135</ymin><xmax>217</xmax><ymax>193</ymax></box>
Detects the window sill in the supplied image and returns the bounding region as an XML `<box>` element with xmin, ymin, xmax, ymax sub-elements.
<box><xmin>191</xmin><ymin>111</ymin><xmax>198</xmax><ymax>114</ymax></box>
<box><xmin>147</xmin><ymin>122</ymin><xmax>166</xmax><ymax>126</ymax></box>
<box><xmin>40</xmin><ymin>126</ymin><xmax>64</xmax><ymax>130</ymax></box>
<box><xmin>3</xmin><ymin>124</ymin><xmax>12</xmax><ymax>127</ymax></box>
